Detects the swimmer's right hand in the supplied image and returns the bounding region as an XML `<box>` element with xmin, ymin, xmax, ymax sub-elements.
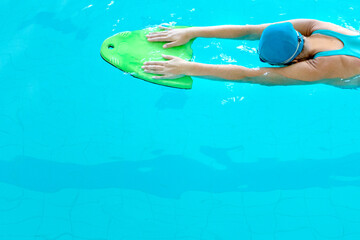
<box><xmin>146</xmin><ymin>26</ymin><xmax>194</xmax><ymax>48</ymax></box>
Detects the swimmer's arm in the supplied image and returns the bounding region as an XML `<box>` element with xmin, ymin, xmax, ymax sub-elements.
<box><xmin>187</xmin><ymin>19</ymin><xmax>319</xmax><ymax>40</ymax></box>
<box><xmin>187</xmin><ymin>25</ymin><xmax>260</xmax><ymax>40</ymax></box>
<box><xmin>254</xmin><ymin>19</ymin><xmax>319</xmax><ymax>37</ymax></box>
<box><xmin>183</xmin><ymin>59</ymin><xmax>332</xmax><ymax>85</ymax></box>
<box><xmin>142</xmin><ymin>56</ymin><xmax>334</xmax><ymax>85</ymax></box>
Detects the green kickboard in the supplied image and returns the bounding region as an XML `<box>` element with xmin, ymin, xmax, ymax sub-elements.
<box><xmin>100</xmin><ymin>26</ymin><xmax>195</xmax><ymax>89</ymax></box>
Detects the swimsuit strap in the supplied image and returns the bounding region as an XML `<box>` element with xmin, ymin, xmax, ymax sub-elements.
<box><xmin>312</xmin><ymin>29</ymin><xmax>360</xmax><ymax>59</ymax></box>
<box><xmin>312</xmin><ymin>29</ymin><xmax>348</xmax><ymax>39</ymax></box>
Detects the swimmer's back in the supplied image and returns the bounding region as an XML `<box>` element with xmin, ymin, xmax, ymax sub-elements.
<box><xmin>310</xmin><ymin>20</ymin><xmax>360</xmax><ymax>79</ymax></box>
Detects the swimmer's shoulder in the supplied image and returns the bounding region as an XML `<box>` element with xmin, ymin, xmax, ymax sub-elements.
<box><xmin>311</xmin><ymin>20</ymin><xmax>360</xmax><ymax>36</ymax></box>
<box><xmin>308</xmin><ymin>55</ymin><xmax>360</xmax><ymax>79</ymax></box>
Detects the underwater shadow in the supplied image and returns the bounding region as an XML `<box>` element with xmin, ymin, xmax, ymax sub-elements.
<box><xmin>0</xmin><ymin>152</ymin><xmax>359</xmax><ymax>198</ymax></box>
<box><xmin>19</xmin><ymin>11</ymin><xmax>88</xmax><ymax>40</ymax></box>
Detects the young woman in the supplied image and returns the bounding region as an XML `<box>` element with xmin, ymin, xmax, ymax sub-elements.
<box><xmin>142</xmin><ymin>19</ymin><xmax>360</xmax><ymax>87</ymax></box>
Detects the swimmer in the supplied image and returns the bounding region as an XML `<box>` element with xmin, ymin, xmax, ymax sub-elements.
<box><xmin>142</xmin><ymin>19</ymin><xmax>360</xmax><ymax>87</ymax></box>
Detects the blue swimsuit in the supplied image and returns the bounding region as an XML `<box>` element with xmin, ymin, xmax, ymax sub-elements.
<box><xmin>312</xmin><ymin>29</ymin><xmax>360</xmax><ymax>59</ymax></box>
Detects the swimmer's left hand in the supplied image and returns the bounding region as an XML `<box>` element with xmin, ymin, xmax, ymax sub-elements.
<box><xmin>142</xmin><ymin>54</ymin><xmax>189</xmax><ymax>80</ymax></box>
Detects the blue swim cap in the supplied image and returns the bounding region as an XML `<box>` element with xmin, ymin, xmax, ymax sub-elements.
<box><xmin>258</xmin><ymin>22</ymin><xmax>304</xmax><ymax>65</ymax></box>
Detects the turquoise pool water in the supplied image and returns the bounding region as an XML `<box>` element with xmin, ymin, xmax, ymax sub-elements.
<box><xmin>1</xmin><ymin>0</ymin><xmax>360</xmax><ymax>239</ymax></box>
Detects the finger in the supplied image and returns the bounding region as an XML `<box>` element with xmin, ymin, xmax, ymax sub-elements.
<box><xmin>142</xmin><ymin>65</ymin><xmax>164</xmax><ymax>71</ymax></box>
<box><xmin>147</xmin><ymin>32</ymin><xmax>167</xmax><ymax>37</ymax></box>
<box><xmin>152</xmin><ymin>75</ymin><xmax>170</xmax><ymax>80</ymax></box>
<box><xmin>159</xmin><ymin>26</ymin><xmax>171</xmax><ymax>30</ymax></box>
<box><xmin>143</xmin><ymin>61</ymin><xmax>165</xmax><ymax>66</ymax></box>
<box><xmin>153</xmin><ymin>75</ymin><xmax>182</xmax><ymax>80</ymax></box>
<box><xmin>147</xmin><ymin>37</ymin><xmax>171</xmax><ymax>42</ymax></box>
<box><xmin>163</xmin><ymin>41</ymin><xmax>180</xmax><ymax>48</ymax></box>
<box><xmin>143</xmin><ymin>69</ymin><xmax>164</xmax><ymax>74</ymax></box>
<box><xmin>162</xmin><ymin>54</ymin><xmax>176</xmax><ymax>60</ymax></box>
<box><xmin>146</xmin><ymin>34</ymin><xmax>168</xmax><ymax>40</ymax></box>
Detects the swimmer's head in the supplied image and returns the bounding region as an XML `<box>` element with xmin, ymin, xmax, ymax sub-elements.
<box><xmin>258</xmin><ymin>22</ymin><xmax>304</xmax><ymax>66</ymax></box>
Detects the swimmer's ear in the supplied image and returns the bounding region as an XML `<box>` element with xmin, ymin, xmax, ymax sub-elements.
<box><xmin>292</xmin><ymin>58</ymin><xmax>308</xmax><ymax>64</ymax></box>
